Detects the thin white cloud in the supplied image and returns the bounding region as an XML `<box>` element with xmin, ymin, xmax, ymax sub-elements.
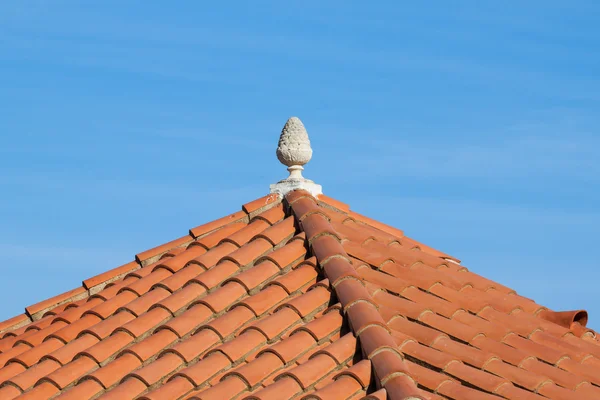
<box><xmin>371</xmin><ymin>195</ymin><xmax>599</xmax><ymax>225</ymax></box>
<box><xmin>0</xmin><ymin>243</ymin><xmax>122</xmax><ymax>265</ymax></box>
<box><xmin>319</xmin><ymin>114</ymin><xmax>599</xmax><ymax>181</ymax></box>
<box><xmin>0</xmin><ymin>172</ymin><xmax>263</xmax><ymax>198</ymax></box>
<box><xmin>2</xmin><ymin>5</ymin><xmax>598</xmax><ymax>101</ymax></box>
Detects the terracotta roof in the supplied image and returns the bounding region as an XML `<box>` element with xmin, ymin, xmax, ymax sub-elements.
<box><xmin>0</xmin><ymin>190</ymin><xmax>598</xmax><ymax>400</ymax></box>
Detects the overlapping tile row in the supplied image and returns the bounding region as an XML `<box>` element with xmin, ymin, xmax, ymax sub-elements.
<box><xmin>0</xmin><ymin>194</ymin><xmax>373</xmax><ymax>400</ymax></box>
<box><xmin>0</xmin><ymin>194</ymin><xmax>281</xmax><ymax>337</ymax></box>
<box><xmin>1</xmin><ymin>189</ymin><xmax>597</xmax><ymax>400</ymax></box>
<box><xmin>309</xmin><ymin>191</ymin><xmax>600</xmax><ymax>399</ymax></box>
<box><xmin>287</xmin><ymin>190</ymin><xmax>429</xmax><ymax>400</ymax></box>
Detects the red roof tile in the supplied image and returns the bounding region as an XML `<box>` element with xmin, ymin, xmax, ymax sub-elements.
<box><xmin>0</xmin><ymin>190</ymin><xmax>597</xmax><ymax>399</ymax></box>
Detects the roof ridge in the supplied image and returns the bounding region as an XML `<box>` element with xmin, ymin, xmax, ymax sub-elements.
<box><xmin>285</xmin><ymin>189</ymin><xmax>426</xmax><ymax>400</ymax></box>
<box><xmin>0</xmin><ymin>193</ymin><xmax>282</xmax><ymax>337</ymax></box>
<box><xmin>1</xmin><ymin>182</ymin><xmax>598</xmax><ymax>398</ymax></box>
<box><xmin>314</xmin><ymin>192</ymin><xmax>599</xmax><ymax>342</ymax></box>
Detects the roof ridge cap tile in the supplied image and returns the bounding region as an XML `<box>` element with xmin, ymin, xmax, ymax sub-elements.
<box><xmin>347</xmin><ymin>210</ymin><xmax>405</xmax><ymax>239</ymax></box>
<box><xmin>285</xmin><ymin>190</ymin><xmax>426</xmax><ymax>400</ymax></box>
<box><xmin>242</xmin><ymin>193</ymin><xmax>281</xmax><ymax>217</ymax></box>
<box><xmin>135</xmin><ymin>235</ymin><xmax>195</xmax><ymax>267</ymax></box>
<box><xmin>189</xmin><ymin>208</ymin><xmax>250</xmax><ymax>239</ymax></box>
<box><xmin>83</xmin><ymin>261</ymin><xmax>141</xmax><ymax>295</ymax></box>
<box><xmin>538</xmin><ymin>309</ymin><xmax>589</xmax><ymax>329</ymax></box>
<box><xmin>313</xmin><ymin>192</ymin><xmax>461</xmax><ymax>265</ymax></box>
<box><xmin>0</xmin><ymin>314</ymin><xmax>32</xmax><ymax>337</ymax></box>
<box><xmin>315</xmin><ymin>194</ymin><xmax>350</xmax><ymax>213</ymax></box>
<box><xmin>6</xmin><ymin>189</ymin><xmax>597</xmax><ymax>398</ymax></box>
<box><xmin>0</xmin><ymin>195</ymin><xmax>274</xmax><ymax>339</ymax></box>
<box><xmin>25</xmin><ymin>287</ymin><xmax>89</xmax><ymax>322</ymax></box>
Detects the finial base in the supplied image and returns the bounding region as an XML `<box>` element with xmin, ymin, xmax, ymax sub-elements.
<box><xmin>287</xmin><ymin>165</ymin><xmax>304</xmax><ymax>180</ymax></box>
<box><xmin>270</xmin><ymin>177</ymin><xmax>323</xmax><ymax>197</ymax></box>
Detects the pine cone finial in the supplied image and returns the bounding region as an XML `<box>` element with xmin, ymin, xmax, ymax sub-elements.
<box><xmin>276</xmin><ymin>116</ymin><xmax>313</xmax><ymax>168</ymax></box>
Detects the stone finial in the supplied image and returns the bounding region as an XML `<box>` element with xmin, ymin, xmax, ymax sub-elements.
<box><xmin>270</xmin><ymin>117</ymin><xmax>322</xmax><ymax>197</ymax></box>
<box><xmin>276</xmin><ymin>117</ymin><xmax>313</xmax><ymax>179</ymax></box>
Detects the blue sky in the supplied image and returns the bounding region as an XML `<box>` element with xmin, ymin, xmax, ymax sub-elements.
<box><xmin>1</xmin><ymin>2</ymin><xmax>598</xmax><ymax>329</ymax></box>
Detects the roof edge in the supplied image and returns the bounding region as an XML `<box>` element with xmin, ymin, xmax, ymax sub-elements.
<box><xmin>285</xmin><ymin>189</ymin><xmax>426</xmax><ymax>400</ymax></box>
<box><xmin>0</xmin><ymin>192</ymin><xmax>283</xmax><ymax>336</ymax></box>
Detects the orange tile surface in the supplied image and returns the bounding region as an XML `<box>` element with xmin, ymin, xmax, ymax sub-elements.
<box><xmin>0</xmin><ymin>190</ymin><xmax>598</xmax><ymax>400</ymax></box>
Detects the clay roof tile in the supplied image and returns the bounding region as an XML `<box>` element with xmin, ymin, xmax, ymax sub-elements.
<box><xmin>0</xmin><ymin>181</ymin><xmax>595</xmax><ymax>399</ymax></box>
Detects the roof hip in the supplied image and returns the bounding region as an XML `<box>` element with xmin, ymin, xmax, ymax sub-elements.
<box><xmin>286</xmin><ymin>189</ymin><xmax>426</xmax><ymax>400</ymax></box>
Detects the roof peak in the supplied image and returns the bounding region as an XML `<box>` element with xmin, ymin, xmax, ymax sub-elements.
<box><xmin>0</xmin><ymin>191</ymin><xmax>597</xmax><ymax>399</ymax></box>
<box><xmin>270</xmin><ymin>116</ymin><xmax>322</xmax><ymax>197</ymax></box>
